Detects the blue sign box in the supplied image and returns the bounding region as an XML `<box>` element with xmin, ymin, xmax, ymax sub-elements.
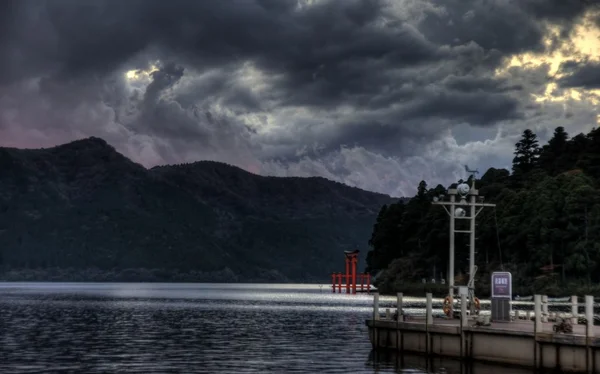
<box><xmin>491</xmin><ymin>272</ymin><xmax>512</xmax><ymax>299</ymax></box>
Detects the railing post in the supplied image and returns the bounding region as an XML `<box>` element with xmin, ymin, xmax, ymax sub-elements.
<box><xmin>460</xmin><ymin>293</ymin><xmax>468</xmax><ymax>326</ymax></box>
<box><xmin>586</xmin><ymin>295</ymin><xmax>594</xmax><ymax>338</ymax></box>
<box><xmin>534</xmin><ymin>294</ymin><xmax>541</xmax><ymax>370</ymax></box>
<box><xmin>396</xmin><ymin>292</ymin><xmax>403</xmax><ymax>352</ymax></box>
<box><xmin>572</xmin><ymin>296</ymin><xmax>578</xmax><ymax>325</ymax></box>
<box><xmin>397</xmin><ymin>292</ymin><xmax>403</xmax><ymax>320</ymax></box>
<box><xmin>460</xmin><ymin>293</ymin><xmax>467</xmax><ymax>360</ymax></box>
<box><xmin>586</xmin><ymin>295</ymin><xmax>594</xmax><ymax>373</ymax></box>
<box><xmin>426</xmin><ymin>293</ymin><xmax>433</xmax><ymax>325</ymax></box>
<box><xmin>542</xmin><ymin>295</ymin><xmax>548</xmax><ymax>323</ymax></box>
<box><xmin>373</xmin><ymin>293</ymin><xmax>380</xmax><ymax>321</ymax></box>
<box><xmin>534</xmin><ymin>295</ymin><xmax>542</xmax><ymax>332</ymax></box>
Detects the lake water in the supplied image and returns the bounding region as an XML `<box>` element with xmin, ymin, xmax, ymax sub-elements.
<box><xmin>0</xmin><ymin>283</ymin><xmax>535</xmax><ymax>373</ymax></box>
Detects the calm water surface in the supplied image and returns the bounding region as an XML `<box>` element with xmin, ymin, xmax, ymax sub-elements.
<box><xmin>0</xmin><ymin>283</ymin><xmax>534</xmax><ymax>373</ymax></box>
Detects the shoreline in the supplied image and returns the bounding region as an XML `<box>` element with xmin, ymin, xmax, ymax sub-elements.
<box><xmin>0</xmin><ymin>267</ymin><xmax>330</xmax><ymax>284</ymax></box>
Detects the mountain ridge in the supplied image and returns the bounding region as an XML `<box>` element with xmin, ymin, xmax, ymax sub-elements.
<box><xmin>0</xmin><ymin>137</ymin><xmax>399</xmax><ymax>282</ymax></box>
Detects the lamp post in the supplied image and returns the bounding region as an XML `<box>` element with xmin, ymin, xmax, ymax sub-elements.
<box><xmin>432</xmin><ymin>168</ymin><xmax>496</xmax><ymax>316</ymax></box>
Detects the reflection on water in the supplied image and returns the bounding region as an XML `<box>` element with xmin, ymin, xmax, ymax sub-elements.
<box><xmin>369</xmin><ymin>351</ymin><xmax>535</xmax><ymax>374</ymax></box>
<box><xmin>0</xmin><ymin>283</ymin><xmax>535</xmax><ymax>373</ymax></box>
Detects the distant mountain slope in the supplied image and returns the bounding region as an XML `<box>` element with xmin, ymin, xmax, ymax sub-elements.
<box><xmin>0</xmin><ymin>137</ymin><xmax>396</xmax><ymax>282</ymax></box>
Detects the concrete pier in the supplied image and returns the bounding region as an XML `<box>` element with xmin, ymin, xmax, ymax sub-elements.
<box><xmin>367</xmin><ymin>293</ymin><xmax>600</xmax><ymax>373</ymax></box>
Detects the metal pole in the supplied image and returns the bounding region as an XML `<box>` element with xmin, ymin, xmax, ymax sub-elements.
<box><xmin>449</xmin><ymin>194</ymin><xmax>456</xmax><ymax>298</ymax></box>
<box><xmin>469</xmin><ymin>192</ymin><xmax>476</xmax><ymax>315</ymax></box>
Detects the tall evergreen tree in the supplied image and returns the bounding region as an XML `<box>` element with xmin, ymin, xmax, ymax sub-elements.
<box><xmin>417</xmin><ymin>180</ymin><xmax>428</xmax><ymax>200</ymax></box>
<box><xmin>539</xmin><ymin>127</ymin><xmax>569</xmax><ymax>176</ymax></box>
<box><xmin>577</xmin><ymin>128</ymin><xmax>600</xmax><ymax>179</ymax></box>
<box><xmin>366</xmin><ymin>202</ymin><xmax>406</xmax><ymax>274</ymax></box>
<box><xmin>512</xmin><ymin>129</ymin><xmax>541</xmax><ymax>174</ymax></box>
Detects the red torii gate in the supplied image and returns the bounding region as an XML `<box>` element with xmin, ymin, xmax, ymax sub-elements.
<box><xmin>330</xmin><ymin>249</ymin><xmax>371</xmax><ymax>294</ymax></box>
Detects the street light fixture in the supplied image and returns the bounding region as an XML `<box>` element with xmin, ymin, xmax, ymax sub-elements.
<box><xmin>432</xmin><ymin>166</ymin><xmax>496</xmax><ymax>317</ymax></box>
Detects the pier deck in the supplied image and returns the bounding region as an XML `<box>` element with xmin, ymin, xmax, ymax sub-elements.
<box><xmin>368</xmin><ymin>293</ymin><xmax>600</xmax><ymax>372</ymax></box>
<box><xmin>401</xmin><ymin>317</ymin><xmax>600</xmax><ymax>336</ymax></box>
<box><xmin>367</xmin><ymin>318</ymin><xmax>600</xmax><ymax>372</ymax></box>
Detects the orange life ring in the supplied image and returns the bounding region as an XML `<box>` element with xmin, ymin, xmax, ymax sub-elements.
<box><xmin>473</xmin><ymin>297</ymin><xmax>481</xmax><ymax>310</ymax></box>
<box><xmin>443</xmin><ymin>296</ymin><xmax>452</xmax><ymax>316</ymax></box>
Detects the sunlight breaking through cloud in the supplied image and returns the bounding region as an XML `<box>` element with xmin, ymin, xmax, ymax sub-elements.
<box><xmin>495</xmin><ymin>9</ymin><xmax>600</xmax><ymax>111</ymax></box>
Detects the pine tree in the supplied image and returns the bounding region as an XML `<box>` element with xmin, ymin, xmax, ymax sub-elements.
<box><xmin>417</xmin><ymin>180</ymin><xmax>428</xmax><ymax>200</ymax></box>
<box><xmin>577</xmin><ymin>128</ymin><xmax>600</xmax><ymax>179</ymax></box>
<box><xmin>539</xmin><ymin>127</ymin><xmax>569</xmax><ymax>176</ymax></box>
<box><xmin>512</xmin><ymin>129</ymin><xmax>540</xmax><ymax>175</ymax></box>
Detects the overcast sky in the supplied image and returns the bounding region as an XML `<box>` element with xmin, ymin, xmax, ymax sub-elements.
<box><xmin>1</xmin><ymin>0</ymin><xmax>599</xmax><ymax>197</ymax></box>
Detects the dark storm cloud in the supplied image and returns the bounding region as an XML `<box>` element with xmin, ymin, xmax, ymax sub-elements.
<box><xmin>143</xmin><ymin>63</ymin><xmax>185</xmax><ymax>105</ymax></box>
<box><xmin>0</xmin><ymin>0</ymin><xmax>597</xmax><ymax>196</ymax></box>
<box><xmin>419</xmin><ymin>1</ymin><xmax>544</xmax><ymax>54</ymax></box>
<box><xmin>4</xmin><ymin>0</ymin><xmax>387</xmax><ymax>79</ymax></box>
<box><xmin>443</xmin><ymin>75</ymin><xmax>523</xmax><ymax>93</ymax></box>
<box><xmin>558</xmin><ymin>60</ymin><xmax>600</xmax><ymax>89</ymax></box>
<box><xmin>421</xmin><ymin>0</ymin><xmax>590</xmax><ymax>53</ymax></box>
<box><xmin>525</xmin><ymin>0</ymin><xmax>591</xmax><ymax>21</ymax></box>
<box><xmin>0</xmin><ymin>1</ymin><xmax>515</xmax><ymax>90</ymax></box>
<box><xmin>403</xmin><ymin>90</ymin><xmax>522</xmax><ymax>124</ymax></box>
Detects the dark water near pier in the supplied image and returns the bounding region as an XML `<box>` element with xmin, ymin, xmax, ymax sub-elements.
<box><xmin>0</xmin><ymin>283</ymin><xmax>534</xmax><ymax>373</ymax></box>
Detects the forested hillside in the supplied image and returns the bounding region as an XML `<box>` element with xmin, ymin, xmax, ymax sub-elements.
<box><xmin>0</xmin><ymin>137</ymin><xmax>395</xmax><ymax>282</ymax></box>
<box><xmin>366</xmin><ymin>127</ymin><xmax>600</xmax><ymax>297</ymax></box>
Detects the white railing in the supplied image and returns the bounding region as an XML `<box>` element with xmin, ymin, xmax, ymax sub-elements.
<box><xmin>372</xmin><ymin>293</ymin><xmax>596</xmax><ymax>337</ymax></box>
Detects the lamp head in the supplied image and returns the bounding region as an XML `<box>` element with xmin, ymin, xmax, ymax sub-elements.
<box><xmin>457</xmin><ymin>183</ymin><xmax>470</xmax><ymax>196</ymax></box>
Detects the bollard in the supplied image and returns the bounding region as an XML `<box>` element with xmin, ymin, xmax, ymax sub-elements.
<box><xmin>397</xmin><ymin>293</ymin><xmax>403</xmax><ymax>321</ymax></box>
<box><xmin>586</xmin><ymin>295</ymin><xmax>594</xmax><ymax>338</ymax></box>
<box><xmin>426</xmin><ymin>293</ymin><xmax>433</xmax><ymax>325</ymax></box>
<box><xmin>534</xmin><ymin>295</ymin><xmax>542</xmax><ymax>332</ymax></box>
<box><xmin>541</xmin><ymin>295</ymin><xmax>548</xmax><ymax>322</ymax></box>
<box><xmin>385</xmin><ymin>308</ymin><xmax>391</xmax><ymax>320</ymax></box>
<box><xmin>373</xmin><ymin>293</ymin><xmax>380</xmax><ymax>321</ymax></box>
<box><xmin>460</xmin><ymin>293</ymin><xmax>468</xmax><ymax>327</ymax></box>
<box><xmin>572</xmin><ymin>296</ymin><xmax>578</xmax><ymax>325</ymax></box>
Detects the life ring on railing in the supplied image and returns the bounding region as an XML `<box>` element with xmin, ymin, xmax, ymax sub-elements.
<box><xmin>473</xmin><ymin>297</ymin><xmax>481</xmax><ymax>310</ymax></box>
<box><xmin>443</xmin><ymin>296</ymin><xmax>452</xmax><ymax>317</ymax></box>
